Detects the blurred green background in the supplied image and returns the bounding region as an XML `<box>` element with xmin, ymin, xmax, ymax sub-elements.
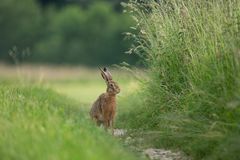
<box><xmin>0</xmin><ymin>0</ymin><xmax>137</xmax><ymax>65</ymax></box>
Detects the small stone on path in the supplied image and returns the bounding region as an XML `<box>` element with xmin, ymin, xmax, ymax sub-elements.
<box><xmin>144</xmin><ymin>148</ymin><xmax>189</xmax><ymax>160</ymax></box>
<box><xmin>113</xmin><ymin>129</ymin><xmax>127</xmax><ymax>137</ymax></box>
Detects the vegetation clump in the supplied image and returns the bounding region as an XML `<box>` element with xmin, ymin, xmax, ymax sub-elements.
<box><xmin>119</xmin><ymin>0</ymin><xmax>240</xmax><ymax>159</ymax></box>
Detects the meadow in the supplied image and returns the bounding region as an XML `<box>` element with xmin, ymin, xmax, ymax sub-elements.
<box><xmin>0</xmin><ymin>64</ymin><xmax>141</xmax><ymax>160</ymax></box>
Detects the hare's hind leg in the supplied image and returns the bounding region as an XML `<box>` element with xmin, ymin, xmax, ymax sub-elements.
<box><xmin>92</xmin><ymin>115</ymin><xmax>102</xmax><ymax>127</ymax></box>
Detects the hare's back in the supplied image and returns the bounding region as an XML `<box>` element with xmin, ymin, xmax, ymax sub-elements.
<box><xmin>90</xmin><ymin>93</ymin><xmax>106</xmax><ymax>117</ymax></box>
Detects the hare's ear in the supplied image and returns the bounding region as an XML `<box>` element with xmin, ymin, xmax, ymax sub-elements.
<box><xmin>103</xmin><ymin>67</ymin><xmax>112</xmax><ymax>81</ymax></box>
<box><xmin>99</xmin><ymin>67</ymin><xmax>109</xmax><ymax>82</ymax></box>
<box><xmin>99</xmin><ymin>67</ymin><xmax>112</xmax><ymax>83</ymax></box>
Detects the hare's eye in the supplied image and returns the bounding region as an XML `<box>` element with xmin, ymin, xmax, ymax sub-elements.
<box><xmin>110</xmin><ymin>84</ymin><xmax>114</xmax><ymax>87</ymax></box>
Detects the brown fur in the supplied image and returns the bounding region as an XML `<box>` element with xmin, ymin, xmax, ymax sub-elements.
<box><xmin>89</xmin><ymin>68</ymin><xmax>120</xmax><ymax>134</ymax></box>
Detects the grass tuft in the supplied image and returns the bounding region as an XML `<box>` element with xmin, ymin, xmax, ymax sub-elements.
<box><xmin>119</xmin><ymin>0</ymin><xmax>240</xmax><ymax>159</ymax></box>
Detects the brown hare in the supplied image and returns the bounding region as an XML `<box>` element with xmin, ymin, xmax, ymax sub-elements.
<box><xmin>89</xmin><ymin>67</ymin><xmax>120</xmax><ymax>134</ymax></box>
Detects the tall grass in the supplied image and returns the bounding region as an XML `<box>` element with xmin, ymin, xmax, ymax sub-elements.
<box><xmin>120</xmin><ymin>0</ymin><xmax>240</xmax><ymax>159</ymax></box>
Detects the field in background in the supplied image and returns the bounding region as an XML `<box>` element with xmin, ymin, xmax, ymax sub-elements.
<box><xmin>0</xmin><ymin>63</ymin><xmax>140</xmax><ymax>107</ymax></box>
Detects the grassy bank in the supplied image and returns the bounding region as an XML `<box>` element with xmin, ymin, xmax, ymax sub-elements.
<box><xmin>0</xmin><ymin>83</ymin><xmax>139</xmax><ymax>160</ymax></box>
<box><xmin>118</xmin><ymin>0</ymin><xmax>240</xmax><ymax>159</ymax></box>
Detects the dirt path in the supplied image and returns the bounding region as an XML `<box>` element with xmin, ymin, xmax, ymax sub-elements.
<box><xmin>114</xmin><ymin>129</ymin><xmax>190</xmax><ymax>160</ymax></box>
